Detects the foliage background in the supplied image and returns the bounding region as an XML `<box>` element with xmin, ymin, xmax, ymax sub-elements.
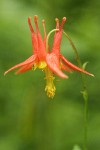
<box><xmin>0</xmin><ymin>0</ymin><xmax>100</xmax><ymax>150</ymax></box>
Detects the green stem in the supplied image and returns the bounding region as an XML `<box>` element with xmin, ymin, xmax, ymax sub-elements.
<box><xmin>63</xmin><ymin>31</ymin><xmax>88</xmax><ymax>150</ymax></box>
<box><xmin>84</xmin><ymin>90</ymin><xmax>88</xmax><ymax>150</ymax></box>
<box><xmin>46</xmin><ymin>29</ymin><xmax>59</xmax><ymax>52</ymax></box>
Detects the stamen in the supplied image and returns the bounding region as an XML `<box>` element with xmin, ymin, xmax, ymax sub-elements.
<box><xmin>34</xmin><ymin>15</ymin><xmax>39</xmax><ymax>32</ymax></box>
<box><xmin>42</xmin><ymin>19</ymin><xmax>46</xmax><ymax>38</ymax></box>
<box><xmin>44</xmin><ymin>67</ymin><xmax>56</xmax><ymax>98</ymax></box>
<box><xmin>55</xmin><ymin>18</ymin><xmax>59</xmax><ymax>29</ymax></box>
<box><xmin>28</xmin><ymin>17</ymin><xmax>34</xmax><ymax>33</ymax></box>
<box><xmin>60</xmin><ymin>17</ymin><xmax>67</xmax><ymax>30</ymax></box>
<box><xmin>38</xmin><ymin>61</ymin><xmax>47</xmax><ymax>69</ymax></box>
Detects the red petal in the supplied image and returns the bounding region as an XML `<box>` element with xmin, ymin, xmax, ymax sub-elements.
<box><xmin>32</xmin><ymin>33</ymin><xmax>38</xmax><ymax>54</ymax></box>
<box><xmin>52</xmin><ymin>17</ymin><xmax>66</xmax><ymax>56</ymax></box>
<box><xmin>28</xmin><ymin>17</ymin><xmax>38</xmax><ymax>54</ymax></box>
<box><xmin>61</xmin><ymin>55</ymin><xmax>94</xmax><ymax>76</ymax></box>
<box><xmin>15</xmin><ymin>62</ymin><xmax>33</xmax><ymax>74</ymax></box>
<box><xmin>52</xmin><ymin>31</ymin><xmax>62</xmax><ymax>56</ymax></box>
<box><xmin>61</xmin><ymin>63</ymin><xmax>72</xmax><ymax>72</ymax></box>
<box><xmin>4</xmin><ymin>55</ymin><xmax>37</xmax><ymax>75</ymax></box>
<box><xmin>46</xmin><ymin>53</ymin><xmax>68</xmax><ymax>78</ymax></box>
<box><xmin>34</xmin><ymin>16</ymin><xmax>46</xmax><ymax>60</ymax></box>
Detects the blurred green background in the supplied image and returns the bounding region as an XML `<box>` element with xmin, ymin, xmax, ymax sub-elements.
<box><xmin>0</xmin><ymin>0</ymin><xmax>100</xmax><ymax>150</ymax></box>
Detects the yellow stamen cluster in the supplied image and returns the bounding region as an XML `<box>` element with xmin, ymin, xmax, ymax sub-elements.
<box><xmin>44</xmin><ymin>67</ymin><xmax>56</xmax><ymax>98</ymax></box>
<box><xmin>32</xmin><ymin>61</ymin><xmax>47</xmax><ymax>70</ymax></box>
<box><xmin>32</xmin><ymin>62</ymin><xmax>56</xmax><ymax>98</ymax></box>
<box><xmin>38</xmin><ymin>61</ymin><xmax>47</xmax><ymax>69</ymax></box>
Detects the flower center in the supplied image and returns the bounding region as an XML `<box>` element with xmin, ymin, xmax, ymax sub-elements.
<box><xmin>33</xmin><ymin>61</ymin><xmax>47</xmax><ymax>70</ymax></box>
<box><xmin>38</xmin><ymin>61</ymin><xmax>47</xmax><ymax>69</ymax></box>
<box><xmin>44</xmin><ymin>67</ymin><xmax>56</xmax><ymax>98</ymax></box>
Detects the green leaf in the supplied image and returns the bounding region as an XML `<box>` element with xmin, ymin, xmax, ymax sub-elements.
<box><xmin>82</xmin><ymin>62</ymin><xmax>89</xmax><ymax>70</ymax></box>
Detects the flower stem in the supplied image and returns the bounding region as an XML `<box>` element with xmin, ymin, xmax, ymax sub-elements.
<box><xmin>63</xmin><ymin>31</ymin><xmax>88</xmax><ymax>150</ymax></box>
<box><xmin>83</xmin><ymin>89</ymin><xmax>88</xmax><ymax>150</ymax></box>
<box><xmin>46</xmin><ymin>29</ymin><xmax>59</xmax><ymax>52</ymax></box>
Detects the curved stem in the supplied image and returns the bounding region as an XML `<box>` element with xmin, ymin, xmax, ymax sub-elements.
<box><xmin>63</xmin><ymin>31</ymin><xmax>88</xmax><ymax>150</ymax></box>
<box><xmin>63</xmin><ymin>31</ymin><xmax>81</xmax><ymax>66</ymax></box>
<box><xmin>46</xmin><ymin>29</ymin><xmax>59</xmax><ymax>52</ymax></box>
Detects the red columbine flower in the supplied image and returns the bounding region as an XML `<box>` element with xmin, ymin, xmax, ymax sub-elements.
<box><xmin>4</xmin><ymin>16</ymin><xmax>94</xmax><ymax>98</ymax></box>
<box><xmin>4</xmin><ymin>16</ymin><xmax>47</xmax><ymax>75</ymax></box>
<box><xmin>46</xmin><ymin>17</ymin><xmax>94</xmax><ymax>78</ymax></box>
<box><xmin>4</xmin><ymin>15</ymin><xmax>56</xmax><ymax>98</ymax></box>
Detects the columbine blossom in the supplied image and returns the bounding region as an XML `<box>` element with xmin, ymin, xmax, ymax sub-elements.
<box><xmin>4</xmin><ymin>16</ymin><xmax>47</xmax><ymax>74</ymax></box>
<box><xmin>4</xmin><ymin>15</ymin><xmax>94</xmax><ymax>98</ymax></box>
<box><xmin>46</xmin><ymin>17</ymin><xmax>94</xmax><ymax>78</ymax></box>
<box><xmin>4</xmin><ymin>15</ymin><xmax>56</xmax><ymax>98</ymax></box>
